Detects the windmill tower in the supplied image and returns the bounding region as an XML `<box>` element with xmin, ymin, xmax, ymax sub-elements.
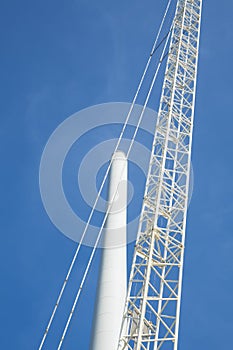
<box><xmin>118</xmin><ymin>0</ymin><xmax>202</xmax><ymax>348</ymax></box>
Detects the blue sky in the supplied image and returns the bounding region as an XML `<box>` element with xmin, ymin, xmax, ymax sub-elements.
<box><xmin>1</xmin><ymin>0</ymin><xmax>233</xmax><ymax>349</ymax></box>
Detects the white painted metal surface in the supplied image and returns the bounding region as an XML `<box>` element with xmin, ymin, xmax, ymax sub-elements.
<box><xmin>118</xmin><ymin>1</ymin><xmax>202</xmax><ymax>349</ymax></box>
<box><xmin>90</xmin><ymin>151</ymin><xmax>128</xmax><ymax>350</ymax></box>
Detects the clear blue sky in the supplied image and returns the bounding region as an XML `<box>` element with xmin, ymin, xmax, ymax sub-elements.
<box><xmin>1</xmin><ymin>0</ymin><xmax>233</xmax><ymax>349</ymax></box>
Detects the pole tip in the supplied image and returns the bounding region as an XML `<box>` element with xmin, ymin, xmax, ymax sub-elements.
<box><xmin>111</xmin><ymin>150</ymin><xmax>127</xmax><ymax>161</ymax></box>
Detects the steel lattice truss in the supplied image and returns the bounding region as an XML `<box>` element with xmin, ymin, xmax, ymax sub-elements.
<box><xmin>118</xmin><ymin>1</ymin><xmax>202</xmax><ymax>349</ymax></box>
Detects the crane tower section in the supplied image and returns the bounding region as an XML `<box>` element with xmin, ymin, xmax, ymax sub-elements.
<box><xmin>118</xmin><ymin>0</ymin><xmax>202</xmax><ymax>349</ymax></box>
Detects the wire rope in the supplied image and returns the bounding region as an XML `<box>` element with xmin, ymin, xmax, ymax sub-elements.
<box><xmin>56</xmin><ymin>20</ymin><xmax>173</xmax><ymax>350</ymax></box>
<box><xmin>38</xmin><ymin>1</ymin><xmax>173</xmax><ymax>349</ymax></box>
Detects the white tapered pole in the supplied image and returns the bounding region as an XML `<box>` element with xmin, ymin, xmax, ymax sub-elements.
<box><xmin>90</xmin><ymin>151</ymin><xmax>127</xmax><ymax>350</ymax></box>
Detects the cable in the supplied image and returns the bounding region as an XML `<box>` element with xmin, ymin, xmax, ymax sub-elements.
<box><xmin>38</xmin><ymin>1</ymin><xmax>173</xmax><ymax>349</ymax></box>
<box><xmin>56</xmin><ymin>20</ymin><xmax>173</xmax><ymax>350</ymax></box>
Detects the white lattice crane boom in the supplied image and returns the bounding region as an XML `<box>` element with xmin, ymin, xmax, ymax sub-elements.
<box><xmin>118</xmin><ymin>0</ymin><xmax>202</xmax><ymax>349</ymax></box>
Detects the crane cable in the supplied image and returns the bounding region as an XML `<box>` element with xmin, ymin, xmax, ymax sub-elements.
<box><xmin>56</xmin><ymin>17</ymin><xmax>174</xmax><ymax>350</ymax></box>
<box><xmin>38</xmin><ymin>1</ymin><xmax>173</xmax><ymax>349</ymax></box>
